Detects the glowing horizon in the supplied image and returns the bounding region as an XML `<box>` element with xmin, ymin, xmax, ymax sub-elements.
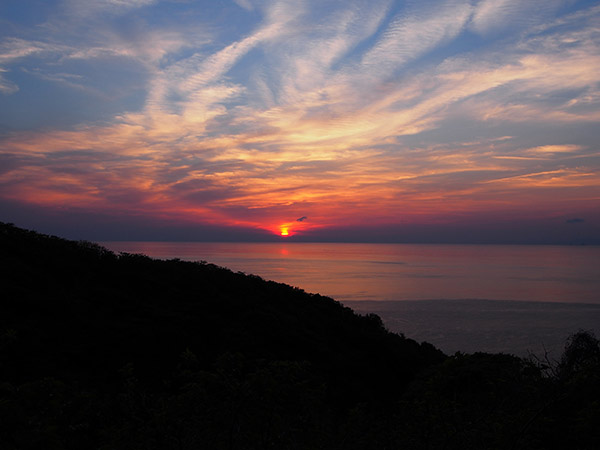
<box><xmin>1</xmin><ymin>0</ymin><xmax>599</xmax><ymax>243</ymax></box>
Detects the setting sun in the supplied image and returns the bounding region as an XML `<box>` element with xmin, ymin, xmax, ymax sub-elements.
<box><xmin>280</xmin><ymin>227</ymin><xmax>289</xmax><ymax>236</ymax></box>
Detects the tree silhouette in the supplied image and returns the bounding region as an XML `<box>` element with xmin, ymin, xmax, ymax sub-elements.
<box><xmin>0</xmin><ymin>221</ymin><xmax>598</xmax><ymax>449</ymax></box>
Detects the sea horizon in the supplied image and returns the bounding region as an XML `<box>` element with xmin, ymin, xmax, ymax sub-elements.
<box><xmin>100</xmin><ymin>241</ymin><xmax>600</xmax><ymax>357</ymax></box>
<box><xmin>100</xmin><ymin>239</ymin><xmax>599</xmax><ymax>246</ymax></box>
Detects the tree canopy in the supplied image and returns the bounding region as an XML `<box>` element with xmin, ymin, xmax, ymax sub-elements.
<box><xmin>0</xmin><ymin>222</ymin><xmax>598</xmax><ymax>449</ymax></box>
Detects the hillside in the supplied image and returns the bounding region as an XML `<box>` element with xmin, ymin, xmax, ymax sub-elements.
<box><xmin>1</xmin><ymin>222</ymin><xmax>599</xmax><ymax>449</ymax></box>
<box><xmin>0</xmin><ymin>222</ymin><xmax>443</xmax><ymax>448</ymax></box>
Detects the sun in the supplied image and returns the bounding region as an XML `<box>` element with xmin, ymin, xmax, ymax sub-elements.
<box><xmin>280</xmin><ymin>226</ymin><xmax>289</xmax><ymax>236</ymax></box>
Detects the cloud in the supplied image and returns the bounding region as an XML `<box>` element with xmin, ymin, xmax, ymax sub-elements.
<box><xmin>62</xmin><ymin>0</ymin><xmax>157</xmax><ymax>19</ymax></box>
<box><xmin>0</xmin><ymin>69</ymin><xmax>18</xmax><ymax>94</ymax></box>
<box><xmin>525</xmin><ymin>145</ymin><xmax>583</xmax><ymax>154</ymax></box>
<box><xmin>566</xmin><ymin>218</ymin><xmax>584</xmax><ymax>224</ymax></box>
<box><xmin>234</xmin><ymin>0</ymin><xmax>254</xmax><ymax>11</ymax></box>
<box><xmin>0</xmin><ymin>38</ymin><xmax>61</xmax><ymax>64</ymax></box>
<box><xmin>0</xmin><ymin>0</ymin><xmax>599</xmax><ymax>239</ymax></box>
<box><xmin>469</xmin><ymin>0</ymin><xmax>561</xmax><ymax>35</ymax></box>
<box><xmin>0</xmin><ymin>38</ymin><xmax>67</xmax><ymax>93</ymax></box>
<box><xmin>361</xmin><ymin>0</ymin><xmax>472</xmax><ymax>75</ymax></box>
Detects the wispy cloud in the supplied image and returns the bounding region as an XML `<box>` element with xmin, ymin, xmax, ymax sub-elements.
<box><xmin>362</xmin><ymin>0</ymin><xmax>472</xmax><ymax>74</ymax></box>
<box><xmin>470</xmin><ymin>0</ymin><xmax>563</xmax><ymax>35</ymax></box>
<box><xmin>0</xmin><ymin>68</ymin><xmax>18</xmax><ymax>94</ymax></box>
<box><xmin>0</xmin><ymin>38</ymin><xmax>67</xmax><ymax>94</ymax></box>
<box><xmin>0</xmin><ymin>38</ymin><xmax>55</xmax><ymax>63</ymax></box>
<box><xmin>526</xmin><ymin>145</ymin><xmax>583</xmax><ymax>154</ymax></box>
<box><xmin>1</xmin><ymin>0</ymin><xmax>599</xmax><ymax>237</ymax></box>
<box><xmin>61</xmin><ymin>0</ymin><xmax>157</xmax><ymax>19</ymax></box>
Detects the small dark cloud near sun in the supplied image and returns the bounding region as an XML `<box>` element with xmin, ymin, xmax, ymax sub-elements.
<box><xmin>296</xmin><ymin>216</ymin><xmax>308</xmax><ymax>222</ymax></box>
<box><xmin>566</xmin><ymin>218</ymin><xmax>585</xmax><ymax>224</ymax></box>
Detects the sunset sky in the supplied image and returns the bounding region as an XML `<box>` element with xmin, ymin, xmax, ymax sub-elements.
<box><xmin>1</xmin><ymin>0</ymin><xmax>599</xmax><ymax>243</ymax></box>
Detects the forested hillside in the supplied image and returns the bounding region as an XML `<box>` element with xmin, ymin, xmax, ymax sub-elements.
<box><xmin>1</xmin><ymin>222</ymin><xmax>598</xmax><ymax>449</ymax></box>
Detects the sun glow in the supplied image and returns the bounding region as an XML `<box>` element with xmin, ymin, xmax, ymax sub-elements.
<box><xmin>280</xmin><ymin>226</ymin><xmax>289</xmax><ymax>236</ymax></box>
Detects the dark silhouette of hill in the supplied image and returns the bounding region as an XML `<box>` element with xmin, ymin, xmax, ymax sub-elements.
<box><xmin>0</xmin><ymin>222</ymin><xmax>443</xmax><ymax>448</ymax></box>
<box><xmin>1</xmin><ymin>221</ymin><xmax>599</xmax><ymax>449</ymax></box>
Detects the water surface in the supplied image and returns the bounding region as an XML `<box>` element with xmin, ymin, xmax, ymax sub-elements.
<box><xmin>101</xmin><ymin>242</ymin><xmax>600</xmax><ymax>356</ymax></box>
<box><xmin>102</xmin><ymin>242</ymin><xmax>600</xmax><ymax>303</ymax></box>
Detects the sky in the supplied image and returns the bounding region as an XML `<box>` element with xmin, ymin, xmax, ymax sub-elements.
<box><xmin>1</xmin><ymin>0</ymin><xmax>599</xmax><ymax>243</ymax></box>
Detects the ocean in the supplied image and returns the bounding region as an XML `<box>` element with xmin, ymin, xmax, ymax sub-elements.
<box><xmin>100</xmin><ymin>242</ymin><xmax>600</xmax><ymax>357</ymax></box>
